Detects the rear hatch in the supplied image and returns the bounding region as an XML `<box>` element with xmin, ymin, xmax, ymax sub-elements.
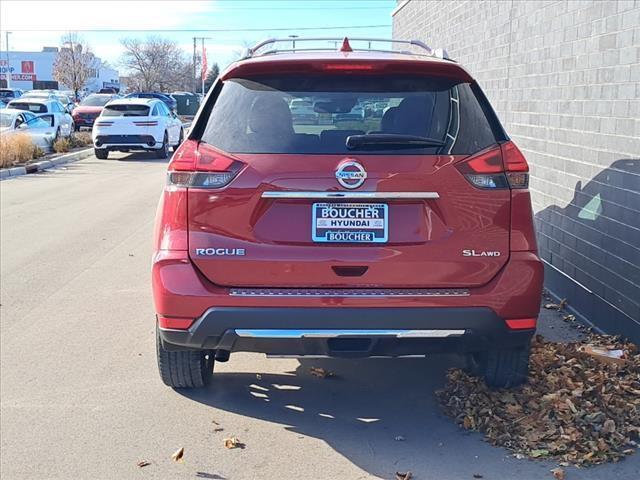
<box><xmin>96</xmin><ymin>103</ymin><xmax>155</xmax><ymax>140</ymax></box>
<box><xmin>186</xmin><ymin>64</ymin><xmax>510</xmax><ymax>288</ymax></box>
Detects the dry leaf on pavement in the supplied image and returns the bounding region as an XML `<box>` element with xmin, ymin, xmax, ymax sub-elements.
<box><xmin>395</xmin><ymin>472</ymin><xmax>412</xmax><ymax>480</ymax></box>
<box><xmin>137</xmin><ymin>460</ymin><xmax>151</xmax><ymax>468</ymax></box>
<box><xmin>310</xmin><ymin>367</ymin><xmax>334</xmax><ymax>378</ymax></box>
<box><xmin>550</xmin><ymin>467</ymin><xmax>565</xmax><ymax>480</ymax></box>
<box><xmin>436</xmin><ymin>334</ymin><xmax>640</xmax><ymax>466</ymax></box>
<box><xmin>224</xmin><ymin>437</ymin><xmax>244</xmax><ymax>449</ymax></box>
<box><xmin>171</xmin><ymin>447</ymin><xmax>184</xmax><ymax>463</ymax></box>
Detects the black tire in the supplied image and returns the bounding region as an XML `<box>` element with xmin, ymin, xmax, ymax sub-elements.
<box><xmin>469</xmin><ymin>344</ymin><xmax>531</xmax><ymax>389</ymax></box>
<box><xmin>157</xmin><ymin>132</ymin><xmax>169</xmax><ymax>159</ymax></box>
<box><xmin>172</xmin><ymin>128</ymin><xmax>184</xmax><ymax>152</ymax></box>
<box><xmin>156</xmin><ymin>324</ymin><xmax>214</xmax><ymax>388</ymax></box>
<box><xmin>94</xmin><ymin>148</ymin><xmax>108</xmax><ymax>159</ymax></box>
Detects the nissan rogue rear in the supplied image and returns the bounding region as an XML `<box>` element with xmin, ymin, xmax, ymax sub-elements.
<box><xmin>152</xmin><ymin>38</ymin><xmax>543</xmax><ymax>389</ymax></box>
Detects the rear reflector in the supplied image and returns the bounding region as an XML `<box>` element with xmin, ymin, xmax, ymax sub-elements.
<box><xmin>505</xmin><ymin>318</ymin><xmax>537</xmax><ymax>330</ymax></box>
<box><xmin>158</xmin><ymin>315</ymin><xmax>194</xmax><ymax>330</ymax></box>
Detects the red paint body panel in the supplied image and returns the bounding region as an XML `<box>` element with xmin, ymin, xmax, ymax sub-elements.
<box><xmin>221</xmin><ymin>52</ymin><xmax>474</xmax><ymax>83</ymax></box>
<box><xmin>152</xmin><ymin>250</ymin><xmax>543</xmax><ymax>320</ymax></box>
<box><xmin>187</xmin><ymin>154</ymin><xmax>511</xmax><ymax>288</ymax></box>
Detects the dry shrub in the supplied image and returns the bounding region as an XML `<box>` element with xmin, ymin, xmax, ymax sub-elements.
<box><xmin>52</xmin><ymin>137</ymin><xmax>71</xmax><ymax>153</ymax></box>
<box><xmin>71</xmin><ymin>131</ymin><xmax>93</xmax><ymax>147</ymax></box>
<box><xmin>0</xmin><ymin>133</ymin><xmax>40</xmax><ymax>168</ymax></box>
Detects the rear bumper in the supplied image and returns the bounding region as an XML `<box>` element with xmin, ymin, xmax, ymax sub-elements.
<box><xmin>94</xmin><ymin>134</ymin><xmax>160</xmax><ymax>149</ymax></box>
<box><xmin>154</xmin><ymin>250</ymin><xmax>543</xmax><ymax>356</ymax></box>
<box><xmin>158</xmin><ymin>306</ymin><xmax>533</xmax><ymax>356</ymax></box>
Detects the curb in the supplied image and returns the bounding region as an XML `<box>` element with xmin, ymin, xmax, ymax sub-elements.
<box><xmin>0</xmin><ymin>148</ymin><xmax>94</xmax><ymax>180</ymax></box>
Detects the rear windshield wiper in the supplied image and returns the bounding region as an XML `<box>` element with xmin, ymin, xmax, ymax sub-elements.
<box><xmin>346</xmin><ymin>134</ymin><xmax>445</xmax><ymax>150</ymax></box>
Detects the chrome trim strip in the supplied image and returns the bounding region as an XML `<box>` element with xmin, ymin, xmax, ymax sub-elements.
<box><xmin>236</xmin><ymin>329</ymin><xmax>465</xmax><ymax>339</ymax></box>
<box><xmin>261</xmin><ymin>191</ymin><xmax>440</xmax><ymax>200</ymax></box>
<box><xmin>230</xmin><ymin>288</ymin><xmax>469</xmax><ymax>298</ymax></box>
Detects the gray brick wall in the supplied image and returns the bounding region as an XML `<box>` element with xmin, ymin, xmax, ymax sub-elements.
<box><xmin>393</xmin><ymin>0</ymin><xmax>640</xmax><ymax>336</ymax></box>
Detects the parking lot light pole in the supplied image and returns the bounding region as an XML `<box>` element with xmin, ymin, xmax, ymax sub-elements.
<box><xmin>5</xmin><ymin>31</ymin><xmax>11</xmax><ymax>88</ymax></box>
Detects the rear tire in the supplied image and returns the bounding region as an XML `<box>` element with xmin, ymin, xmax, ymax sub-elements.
<box><xmin>94</xmin><ymin>148</ymin><xmax>108</xmax><ymax>159</ymax></box>
<box><xmin>172</xmin><ymin>128</ymin><xmax>184</xmax><ymax>152</ymax></box>
<box><xmin>156</xmin><ymin>324</ymin><xmax>214</xmax><ymax>389</ymax></box>
<box><xmin>469</xmin><ymin>344</ymin><xmax>531</xmax><ymax>389</ymax></box>
<box><xmin>157</xmin><ymin>132</ymin><xmax>169</xmax><ymax>159</ymax></box>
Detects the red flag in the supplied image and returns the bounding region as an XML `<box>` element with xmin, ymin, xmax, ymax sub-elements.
<box><xmin>201</xmin><ymin>47</ymin><xmax>208</xmax><ymax>81</ymax></box>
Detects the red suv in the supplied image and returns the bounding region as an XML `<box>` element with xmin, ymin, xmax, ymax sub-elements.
<box><xmin>152</xmin><ymin>38</ymin><xmax>543</xmax><ymax>389</ymax></box>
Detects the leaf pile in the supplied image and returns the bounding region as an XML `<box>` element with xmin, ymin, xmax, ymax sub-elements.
<box><xmin>436</xmin><ymin>335</ymin><xmax>640</xmax><ymax>465</ymax></box>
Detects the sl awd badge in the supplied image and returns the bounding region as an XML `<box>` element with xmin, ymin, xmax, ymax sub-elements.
<box><xmin>195</xmin><ymin>248</ymin><xmax>246</xmax><ymax>256</ymax></box>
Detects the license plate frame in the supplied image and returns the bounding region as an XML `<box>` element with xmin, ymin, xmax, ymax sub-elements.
<box><xmin>312</xmin><ymin>202</ymin><xmax>388</xmax><ymax>243</ymax></box>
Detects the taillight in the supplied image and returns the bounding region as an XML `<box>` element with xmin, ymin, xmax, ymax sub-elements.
<box><xmin>133</xmin><ymin>121</ymin><xmax>159</xmax><ymax>126</ymax></box>
<box><xmin>456</xmin><ymin>142</ymin><xmax>529</xmax><ymax>189</ymax></box>
<box><xmin>167</xmin><ymin>140</ymin><xmax>243</xmax><ymax>189</ymax></box>
<box><xmin>501</xmin><ymin>141</ymin><xmax>529</xmax><ymax>188</ymax></box>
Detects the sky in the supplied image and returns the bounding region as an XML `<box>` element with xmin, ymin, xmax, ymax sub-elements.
<box><xmin>0</xmin><ymin>0</ymin><xmax>394</xmax><ymax>71</ymax></box>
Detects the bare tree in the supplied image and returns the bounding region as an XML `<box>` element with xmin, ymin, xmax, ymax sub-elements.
<box><xmin>120</xmin><ymin>36</ymin><xmax>191</xmax><ymax>92</ymax></box>
<box><xmin>203</xmin><ymin>63</ymin><xmax>220</xmax><ymax>93</ymax></box>
<box><xmin>52</xmin><ymin>33</ymin><xmax>99</xmax><ymax>100</ymax></box>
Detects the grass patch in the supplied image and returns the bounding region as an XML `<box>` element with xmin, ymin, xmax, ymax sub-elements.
<box><xmin>0</xmin><ymin>133</ymin><xmax>45</xmax><ymax>168</ymax></box>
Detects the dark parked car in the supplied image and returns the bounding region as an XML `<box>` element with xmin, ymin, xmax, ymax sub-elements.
<box><xmin>125</xmin><ymin>92</ymin><xmax>177</xmax><ymax>112</ymax></box>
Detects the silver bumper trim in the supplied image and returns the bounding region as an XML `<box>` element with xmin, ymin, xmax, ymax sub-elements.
<box><xmin>260</xmin><ymin>191</ymin><xmax>440</xmax><ymax>200</ymax></box>
<box><xmin>235</xmin><ymin>329</ymin><xmax>465</xmax><ymax>339</ymax></box>
<box><xmin>229</xmin><ymin>288</ymin><xmax>469</xmax><ymax>298</ymax></box>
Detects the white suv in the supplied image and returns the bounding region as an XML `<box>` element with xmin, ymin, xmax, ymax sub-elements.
<box><xmin>92</xmin><ymin>98</ymin><xmax>183</xmax><ymax>159</ymax></box>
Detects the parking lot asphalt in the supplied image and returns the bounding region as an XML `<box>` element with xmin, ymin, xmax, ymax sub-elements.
<box><xmin>1</xmin><ymin>153</ymin><xmax>638</xmax><ymax>480</ymax></box>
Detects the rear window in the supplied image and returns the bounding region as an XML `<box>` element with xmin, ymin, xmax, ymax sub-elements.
<box><xmin>199</xmin><ymin>75</ymin><xmax>497</xmax><ymax>155</ymax></box>
<box><xmin>80</xmin><ymin>95</ymin><xmax>112</xmax><ymax>107</ymax></box>
<box><xmin>9</xmin><ymin>102</ymin><xmax>47</xmax><ymax>114</ymax></box>
<box><xmin>102</xmin><ymin>104</ymin><xmax>150</xmax><ymax>117</ymax></box>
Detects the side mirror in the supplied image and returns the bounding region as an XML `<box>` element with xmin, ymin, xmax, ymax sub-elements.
<box><xmin>17</xmin><ymin>122</ymin><xmax>28</xmax><ymax>130</ymax></box>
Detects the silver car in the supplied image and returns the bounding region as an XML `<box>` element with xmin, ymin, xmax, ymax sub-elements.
<box><xmin>0</xmin><ymin>108</ymin><xmax>57</xmax><ymax>150</ymax></box>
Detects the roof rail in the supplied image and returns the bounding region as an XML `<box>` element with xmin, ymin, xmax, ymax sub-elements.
<box><xmin>241</xmin><ymin>37</ymin><xmax>450</xmax><ymax>61</ymax></box>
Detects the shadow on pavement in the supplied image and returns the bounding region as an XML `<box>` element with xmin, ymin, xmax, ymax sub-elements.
<box><xmin>178</xmin><ymin>353</ymin><xmax>640</xmax><ymax>479</ymax></box>
<box><xmin>178</xmin><ymin>355</ymin><xmax>525</xmax><ymax>479</ymax></box>
<box><xmin>109</xmin><ymin>151</ymin><xmax>171</xmax><ymax>163</ymax></box>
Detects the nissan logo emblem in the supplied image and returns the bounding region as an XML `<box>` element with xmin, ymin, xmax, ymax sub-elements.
<box><xmin>335</xmin><ymin>160</ymin><xmax>367</xmax><ymax>189</ymax></box>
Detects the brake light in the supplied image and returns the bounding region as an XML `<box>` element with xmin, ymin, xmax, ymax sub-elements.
<box><xmin>322</xmin><ymin>63</ymin><xmax>376</xmax><ymax>71</ymax></box>
<box><xmin>167</xmin><ymin>140</ymin><xmax>243</xmax><ymax>188</ymax></box>
<box><xmin>456</xmin><ymin>142</ymin><xmax>529</xmax><ymax>189</ymax></box>
<box><xmin>133</xmin><ymin>121</ymin><xmax>158</xmax><ymax>126</ymax></box>
<box><xmin>501</xmin><ymin>141</ymin><xmax>529</xmax><ymax>188</ymax></box>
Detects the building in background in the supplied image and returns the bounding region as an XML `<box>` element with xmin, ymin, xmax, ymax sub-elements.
<box><xmin>0</xmin><ymin>47</ymin><xmax>120</xmax><ymax>93</ymax></box>
<box><xmin>393</xmin><ymin>0</ymin><xmax>640</xmax><ymax>341</ymax></box>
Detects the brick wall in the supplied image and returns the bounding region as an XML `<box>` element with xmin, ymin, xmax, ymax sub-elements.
<box><xmin>393</xmin><ymin>0</ymin><xmax>640</xmax><ymax>339</ymax></box>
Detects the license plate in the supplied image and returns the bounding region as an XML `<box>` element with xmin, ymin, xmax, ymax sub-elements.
<box><xmin>312</xmin><ymin>203</ymin><xmax>388</xmax><ymax>243</ymax></box>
